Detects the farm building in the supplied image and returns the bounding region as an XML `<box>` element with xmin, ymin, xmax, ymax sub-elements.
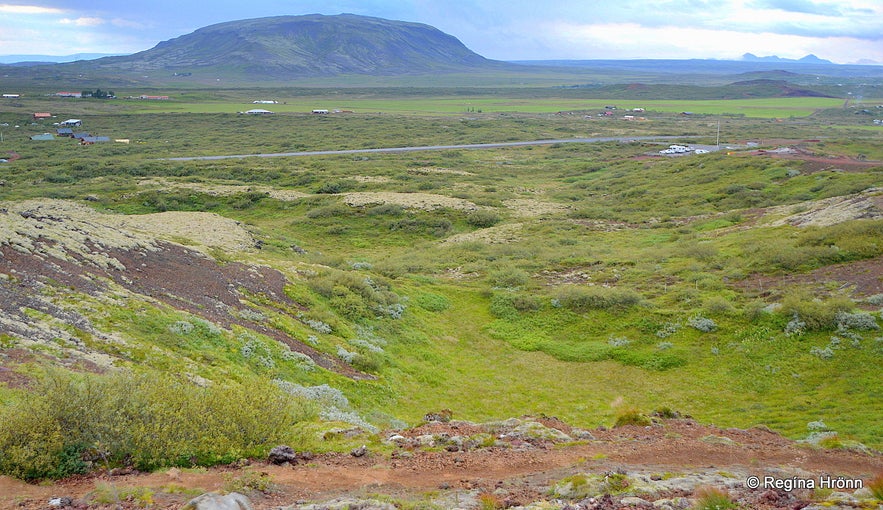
<box><xmin>30</xmin><ymin>133</ymin><xmax>56</xmax><ymax>141</ymax></box>
<box><xmin>2</xmin><ymin>94</ymin><xmax>20</xmax><ymax>99</ymax></box>
<box><xmin>55</xmin><ymin>92</ymin><xmax>82</xmax><ymax>98</ymax></box>
<box><xmin>57</xmin><ymin>128</ymin><xmax>74</xmax><ymax>136</ymax></box>
<box><xmin>312</xmin><ymin>109</ymin><xmax>329</xmax><ymax>114</ymax></box>
<box><xmin>33</xmin><ymin>113</ymin><xmax>51</xmax><ymax>120</ymax></box>
<box><xmin>59</xmin><ymin>119</ymin><xmax>82</xmax><ymax>127</ymax></box>
<box><xmin>244</xmin><ymin>109</ymin><xmax>274</xmax><ymax>115</ymax></box>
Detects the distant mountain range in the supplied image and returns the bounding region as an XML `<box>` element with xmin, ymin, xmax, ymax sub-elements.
<box><xmin>0</xmin><ymin>53</ymin><xmax>121</xmax><ymax>65</ymax></box>
<box><xmin>741</xmin><ymin>53</ymin><xmax>834</xmax><ymax>64</ymax></box>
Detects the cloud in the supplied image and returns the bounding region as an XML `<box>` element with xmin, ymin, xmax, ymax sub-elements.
<box><xmin>540</xmin><ymin>21</ymin><xmax>883</xmax><ymax>62</ymax></box>
<box><xmin>749</xmin><ymin>0</ymin><xmax>843</xmax><ymax>16</ymax></box>
<box><xmin>0</xmin><ymin>3</ymin><xmax>64</xmax><ymax>14</ymax></box>
<box><xmin>59</xmin><ymin>16</ymin><xmax>105</xmax><ymax>26</ymax></box>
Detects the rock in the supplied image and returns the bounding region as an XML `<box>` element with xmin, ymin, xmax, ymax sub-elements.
<box><xmin>415</xmin><ymin>434</ymin><xmax>437</xmax><ymax>447</ymax></box>
<box><xmin>350</xmin><ymin>445</ymin><xmax>368</xmax><ymax>457</ymax></box>
<box><xmin>620</xmin><ymin>496</ymin><xmax>652</xmax><ymax>507</ymax></box>
<box><xmin>853</xmin><ymin>486</ymin><xmax>874</xmax><ymax>500</ymax></box>
<box><xmin>384</xmin><ymin>433</ymin><xmax>407</xmax><ymax>445</ymax></box>
<box><xmin>48</xmin><ymin>497</ymin><xmax>73</xmax><ymax>508</ymax></box>
<box><xmin>825</xmin><ymin>491</ymin><xmax>858</xmax><ymax>505</ymax></box>
<box><xmin>424</xmin><ymin>409</ymin><xmax>453</xmax><ymax>422</ymax></box>
<box><xmin>505</xmin><ymin>420</ymin><xmax>572</xmax><ymax>442</ymax></box>
<box><xmin>571</xmin><ymin>428</ymin><xmax>596</xmax><ymax>440</ymax></box>
<box><xmin>268</xmin><ymin>445</ymin><xmax>299</xmax><ymax>465</ymax></box>
<box><xmin>183</xmin><ymin>492</ymin><xmax>253</xmax><ymax>510</ymax></box>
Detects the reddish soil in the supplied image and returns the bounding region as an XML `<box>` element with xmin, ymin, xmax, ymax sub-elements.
<box><xmin>1</xmin><ymin>419</ymin><xmax>880</xmax><ymax>509</ymax></box>
<box><xmin>0</xmin><ymin>240</ymin><xmax>368</xmax><ymax>379</ymax></box>
<box><xmin>734</xmin><ymin>144</ymin><xmax>882</xmax><ymax>173</ymax></box>
<box><xmin>735</xmin><ymin>254</ymin><xmax>883</xmax><ymax>302</ymax></box>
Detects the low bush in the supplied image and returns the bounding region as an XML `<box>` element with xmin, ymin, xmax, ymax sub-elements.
<box><xmin>465</xmin><ymin>210</ymin><xmax>501</xmax><ymax>228</ymax></box>
<box><xmin>556</xmin><ymin>285</ymin><xmax>641</xmax><ymax>312</ymax></box>
<box><xmin>0</xmin><ymin>369</ymin><xmax>315</xmax><ymax>480</ymax></box>
<box><xmin>613</xmin><ymin>408</ymin><xmax>652</xmax><ymax>428</ymax></box>
<box><xmin>780</xmin><ymin>291</ymin><xmax>854</xmax><ymax>331</ymax></box>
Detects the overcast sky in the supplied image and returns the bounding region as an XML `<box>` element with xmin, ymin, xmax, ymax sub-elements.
<box><xmin>1</xmin><ymin>0</ymin><xmax>881</xmax><ymax>63</ymax></box>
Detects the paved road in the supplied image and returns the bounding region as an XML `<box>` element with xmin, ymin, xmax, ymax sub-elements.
<box><xmin>164</xmin><ymin>136</ymin><xmax>697</xmax><ymax>161</ymax></box>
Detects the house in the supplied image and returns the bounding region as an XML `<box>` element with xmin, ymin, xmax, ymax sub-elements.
<box><xmin>59</xmin><ymin>119</ymin><xmax>82</xmax><ymax>127</ymax></box>
<box><xmin>30</xmin><ymin>133</ymin><xmax>56</xmax><ymax>141</ymax></box>
<box><xmin>57</xmin><ymin>128</ymin><xmax>74</xmax><ymax>136</ymax></box>
<box><xmin>244</xmin><ymin>109</ymin><xmax>274</xmax><ymax>115</ymax></box>
<box><xmin>33</xmin><ymin>112</ymin><xmax>52</xmax><ymax>120</ymax></box>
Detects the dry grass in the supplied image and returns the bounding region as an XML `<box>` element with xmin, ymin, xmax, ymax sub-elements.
<box><xmin>342</xmin><ymin>192</ymin><xmax>480</xmax><ymax>211</ymax></box>
<box><xmin>442</xmin><ymin>223</ymin><xmax>523</xmax><ymax>244</ymax></box>
<box><xmin>137</xmin><ymin>178</ymin><xmax>310</xmax><ymax>201</ymax></box>
<box><xmin>503</xmin><ymin>198</ymin><xmax>570</xmax><ymax>218</ymax></box>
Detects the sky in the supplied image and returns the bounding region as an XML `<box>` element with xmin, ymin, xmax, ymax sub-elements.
<box><xmin>1</xmin><ymin>0</ymin><xmax>881</xmax><ymax>64</ymax></box>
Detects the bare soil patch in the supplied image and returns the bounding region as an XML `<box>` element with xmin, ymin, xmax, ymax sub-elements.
<box><xmin>0</xmin><ymin>201</ymin><xmax>366</xmax><ymax>379</ymax></box>
<box><xmin>735</xmin><ymin>254</ymin><xmax>883</xmax><ymax>301</ymax></box>
<box><xmin>3</xmin><ymin>418</ymin><xmax>880</xmax><ymax>509</ymax></box>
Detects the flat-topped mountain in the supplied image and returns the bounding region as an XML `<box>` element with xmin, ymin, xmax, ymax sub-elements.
<box><xmin>78</xmin><ymin>14</ymin><xmax>501</xmax><ymax>79</ymax></box>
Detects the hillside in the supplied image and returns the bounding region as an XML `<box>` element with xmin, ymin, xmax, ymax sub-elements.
<box><xmin>66</xmin><ymin>14</ymin><xmax>504</xmax><ymax>80</ymax></box>
<box><xmin>0</xmin><ymin>88</ymin><xmax>881</xmax><ymax>507</ymax></box>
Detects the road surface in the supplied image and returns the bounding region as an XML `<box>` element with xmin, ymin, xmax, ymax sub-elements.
<box><xmin>164</xmin><ymin>136</ymin><xmax>702</xmax><ymax>161</ymax></box>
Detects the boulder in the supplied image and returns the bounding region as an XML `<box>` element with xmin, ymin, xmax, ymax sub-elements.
<box><xmin>183</xmin><ymin>492</ymin><xmax>253</xmax><ymax>510</ymax></box>
<box><xmin>268</xmin><ymin>445</ymin><xmax>298</xmax><ymax>465</ymax></box>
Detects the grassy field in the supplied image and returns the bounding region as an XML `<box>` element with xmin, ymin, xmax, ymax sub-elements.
<box><xmin>2</xmin><ymin>88</ymin><xmax>857</xmax><ymax>117</ymax></box>
<box><xmin>0</xmin><ymin>85</ymin><xmax>881</xmax><ymax>478</ymax></box>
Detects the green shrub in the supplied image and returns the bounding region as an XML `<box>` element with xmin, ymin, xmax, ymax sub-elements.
<box><xmin>0</xmin><ymin>369</ymin><xmax>316</xmax><ymax>479</ymax></box>
<box><xmin>488</xmin><ymin>267</ymin><xmax>529</xmax><ymax>288</ymax></box>
<box><xmin>613</xmin><ymin>408</ymin><xmax>652</xmax><ymax>428</ymax></box>
<box><xmin>556</xmin><ymin>285</ymin><xmax>641</xmax><ymax>312</ymax></box>
<box><xmin>466</xmin><ymin>210</ymin><xmax>501</xmax><ymax>228</ymax></box>
<box><xmin>414</xmin><ymin>292</ymin><xmax>451</xmax><ymax>312</ymax></box>
<box><xmin>780</xmin><ymin>291</ymin><xmax>854</xmax><ymax>331</ymax></box>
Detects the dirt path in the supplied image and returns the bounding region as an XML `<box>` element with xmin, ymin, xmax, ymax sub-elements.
<box><xmin>3</xmin><ymin>420</ymin><xmax>880</xmax><ymax>509</ymax></box>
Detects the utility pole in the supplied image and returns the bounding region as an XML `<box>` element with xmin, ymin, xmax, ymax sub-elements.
<box><xmin>716</xmin><ymin>118</ymin><xmax>721</xmax><ymax>149</ymax></box>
